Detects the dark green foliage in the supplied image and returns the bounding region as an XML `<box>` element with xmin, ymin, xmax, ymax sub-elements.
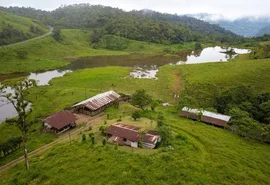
<box><xmin>151</xmin><ymin>100</ymin><xmax>159</xmax><ymax>111</ymax></box>
<box><xmin>99</xmin><ymin>125</ymin><xmax>108</xmax><ymax>135</ymax></box>
<box><xmin>157</xmin><ymin>113</ymin><xmax>165</xmax><ymax>128</ymax></box>
<box><xmin>1</xmin><ymin>4</ymin><xmax>243</xmax><ymax>44</ymax></box>
<box><xmin>180</xmin><ymin>83</ymin><xmax>270</xmax><ymax>141</ymax></box>
<box><xmin>0</xmin><ymin>136</ymin><xmax>22</xmax><ymax>157</ymax></box>
<box><xmin>194</xmin><ymin>42</ymin><xmax>202</xmax><ymax>50</ymax></box>
<box><xmin>0</xmin><ymin>24</ymin><xmax>27</xmax><ymax>46</ymax></box>
<box><xmin>91</xmin><ymin>135</ymin><xmax>96</xmax><ymax>145</ymax></box>
<box><xmin>157</xmin><ymin>125</ymin><xmax>173</xmax><ymax>146</ymax></box>
<box><xmin>102</xmin><ymin>137</ymin><xmax>107</xmax><ymax>146</ymax></box>
<box><xmin>0</xmin><ymin>79</ymin><xmax>37</xmax><ymax>170</ymax></box>
<box><xmin>114</xmin><ymin>143</ymin><xmax>118</xmax><ymax>150</ymax></box>
<box><xmin>96</xmin><ymin>35</ymin><xmax>129</xmax><ymax>50</ymax></box>
<box><xmin>131</xmin><ymin>111</ymin><xmax>141</xmax><ymax>121</ymax></box>
<box><xmin>82</xmin><ymin>134</ymin><xmax>86</xmax><ymax>142</ymax></box>
<box><xmin>250</xmin><ymin>43</ymin><xmax>270</xmax><ymax>59</ymax></box>
<box><xmin>52</xmin><ymin>28</ymin><xmax>61</xmax><ymax>41</ymax></box>
<box><xmin>131</xmin><ymin>89</ymin><xmax>152</xmax><ymax>110</ymax></box>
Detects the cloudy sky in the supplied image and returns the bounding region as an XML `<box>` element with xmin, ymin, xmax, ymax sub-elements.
<box><xmin>1</xmin><ymin>0</ymin><xmax>270</xmax><ymax>20</ymax></box>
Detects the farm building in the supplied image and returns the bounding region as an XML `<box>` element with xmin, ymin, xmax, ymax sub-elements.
<box><xmin>43</xmin><ymin>111</ymin><xmax>77</xmax><ymax>134</ymax></box>
<box><xmin>106</xmin><ymin>123</ymin><xmax>161</xmax><ymax>149</ymax></box>
<box><xmin>179</xmin><ymin>107</ymin><xmax>231</xmax><ymax>127</ymax></box>
<box><xmin>72</xmin><ymin>90</ymin><xmax>121</xmax><ymax>116</ymax></box>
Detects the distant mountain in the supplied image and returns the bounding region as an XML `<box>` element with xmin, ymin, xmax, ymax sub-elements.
<box><xmin>188</xmin><ymin>13</ymin><xmax>270</xmax><ymax>37</ymax></box>
<box><xmin>257</xmin><ymin>25</ymin><xmax>270</xmax><ymax>36</ymax></box>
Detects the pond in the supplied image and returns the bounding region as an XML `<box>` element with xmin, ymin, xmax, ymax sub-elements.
<box><xmin>0</xmin><ymin>46</ymin><xmax>250</xmax><ymax>123</ymax></box>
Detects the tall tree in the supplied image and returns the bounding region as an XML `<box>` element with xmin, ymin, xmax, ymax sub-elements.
<box><xmin>0</xmin><ymin>79</ymin><xmax>37</xmax><ymax>170</ymax></box>
<box><xmin>131</xmin><ymin>89</ymin><xmax>152</xmax><ymax>110</ymax></box>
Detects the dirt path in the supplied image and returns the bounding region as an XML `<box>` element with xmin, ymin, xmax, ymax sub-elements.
<box><xmin>0</xmin><ymin>114</ymin><xmax>104</xmax><ymax>173</ymax></box>
<box><xmin>2</xmin><ymin>25</ymin><xmax>53</xmax><ymax>48</ymax></box>
<box><xmin>173</xmin><ymin>69</ymin><xmax>181</xmax><ymax>99</ymax></box>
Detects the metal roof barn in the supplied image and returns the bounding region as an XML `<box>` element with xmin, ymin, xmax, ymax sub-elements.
<box><xmin>179</xmin><ymin>107</ymin><xmax>231</xmax><ymax>127</ymax></box>
<box><xmin>73</xmin><ymin>90</ymin><xmax>121</xmax><ymax>111</ymax></box>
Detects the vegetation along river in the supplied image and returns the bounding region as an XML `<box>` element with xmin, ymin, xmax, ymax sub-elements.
<box><xmin>0</xmin><ymin>46</ymin><xmax>250</xmax><ymax>123</ymax></box>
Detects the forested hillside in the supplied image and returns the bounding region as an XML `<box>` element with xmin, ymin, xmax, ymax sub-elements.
<box><xmin>0</xmin><ymin>4</ymin><xmax>242</xmax><ymax>44</ymax></box>
<box><xmin>0</xmin><ymin>10</ymin><xmax>48</xmax><ymax>46</ymax></box>
<box><xmin>257</xmin><ymin>25</ymin><xmax>270</xmax><ymax>36</ymax></box>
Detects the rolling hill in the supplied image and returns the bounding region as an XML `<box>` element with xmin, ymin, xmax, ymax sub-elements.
<box><xmin>0</xmin><ymin>10</ymin><xmax>48</xmax><ymax>46</ymax></box>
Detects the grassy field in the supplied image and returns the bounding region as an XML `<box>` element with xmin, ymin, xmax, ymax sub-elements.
<box><xmin>0</xmin><ymin>105</ymin><xmax>269</xmax><ymax>185</ymax></box>
<box><xmin>0</xmin><ymin>28</ymin><xmax>197</xmax><ymax>75</ymax></box>
<box><xmin>178</xmin><ymin>58</ymin><xmax>270</xmax><ymax>92</ymax></box>
<box><xmin>0</xmin><ymin>10</ymin><xmax>48</xmax><ymax>36</ymax></box>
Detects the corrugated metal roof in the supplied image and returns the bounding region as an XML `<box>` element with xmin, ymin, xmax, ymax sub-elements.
<box><xmin>203</xmin><ymin>110</ymin><xmax>231</xmax><ymax>122</ymax></box>
<box><xmin>73</xmin><ymin>90</ymin><xmax>121</xmax><ymax>111</ymax></box>
<box><xmin>182</xmin><ymin>107</ymin><xmax>231</xmax><ymax>122</ymax></box>
<box><xmin>106</xmin><ymin>123</ymin><xmax>160</xmax><ymax>144</ymax></box>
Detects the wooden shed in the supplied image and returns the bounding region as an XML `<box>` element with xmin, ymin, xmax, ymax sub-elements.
<box><xmin>43</xmin><ymin>111</ymin><xmax>77</xmax><ymax>134</ymax></box>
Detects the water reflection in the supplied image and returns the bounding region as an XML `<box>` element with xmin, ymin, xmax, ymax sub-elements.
<box><xmin>130</xmin><ymin>66</ymin><xmax>158</xmax><ymax>79</ymax></box>
<box><xmin>0</xmin><ymin>46</ymin><xmax>250</xmax><ymax>123</ymax></box>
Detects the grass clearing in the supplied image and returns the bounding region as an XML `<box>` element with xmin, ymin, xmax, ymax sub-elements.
<box><xmin>0</xmin><ymin>106</ymin><xmax>269</xmax><ymax>185</ymax></box>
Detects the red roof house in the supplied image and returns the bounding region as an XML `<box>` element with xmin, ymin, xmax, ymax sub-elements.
<box><xmin>106</xmin><ymin>123</ymin><xmax>160</xmax><ymax>149</ymax></box>
<box><xmin>43</xmin><ymin>111</ymin><xmax>77</xmax><ymax>134</ymax></box>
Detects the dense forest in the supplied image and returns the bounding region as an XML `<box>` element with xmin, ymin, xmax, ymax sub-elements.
<box><xmin>0</xmin><ymin>4</ymin><xmax>244</xmax><ymax>45</ymax></box>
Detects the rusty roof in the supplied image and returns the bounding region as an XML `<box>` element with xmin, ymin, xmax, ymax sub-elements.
<box><xmin>73</xmin><ymin>90</ymin><xmax>121</xmax><ymax>111</ymax></box>
<box><xmin>106</xmin><ymin>123</ymin><xmax>160</xmax><ymax>144</ymax></box>
<box><xmin>43</xmin><ymin>111</ymin><xmax>77</xmax><ymax>130</ymax></box>
<box><xmin>181</xmin><ymin>107</ymin><xmax>231</xmax><ymax>122</ymax></box>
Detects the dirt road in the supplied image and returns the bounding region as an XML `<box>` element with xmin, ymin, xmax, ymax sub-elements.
<box><xmin>0</xmin><ymin>114</ymin><xmax>104</xmax><ymax>173</ymax></box>
<box><xmin>2</xmin><ymin>25</ymin><xmax>53</xmax><ymax>48</ymax></box>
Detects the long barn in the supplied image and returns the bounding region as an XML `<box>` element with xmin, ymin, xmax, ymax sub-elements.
<box><xmin>72</xmin><ymin>90</ymin><xmax>121</xmax><ymax>116</ymax></box>
<box><xmin>179</xmin><ymin>107</ymin><xmax>231</xmax><ymax>127</ymax></box>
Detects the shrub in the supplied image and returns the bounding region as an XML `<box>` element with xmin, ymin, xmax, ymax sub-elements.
<box><xmin>82</xmin><ymin>134</ymin><xmax>86</xmax><ymax>142</ymax></box>
<box><xmin>91</xmin><ymin>135</ymin><xmax>96</xmax><ymax>145</ymax></box>
<box><xmin>102</xmin><ymin>137</ymin><xmax>107</xmax><ymax>146</ymax></box>
<box><xmin>114</xmin><ymin>143</ymin><xmax>118</xmax><ymax>150</ymax></box>
<box><xmin>99</xmin><ymin>125</ymin><xmax>108</xmax><ymax>135</ymax></box>
<box><xmin>131</xmin><ymin>111</ymin><xmax>141</xmax><ymax>121</ymax></box>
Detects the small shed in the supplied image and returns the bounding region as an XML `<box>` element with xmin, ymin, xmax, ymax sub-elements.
<box><xmin>106</xmin><ymin>123</ymin><xmax>160</xmax><ymax>149</ymax></box>
<box><xmin>179</xmin><ymin>107</ymin><xmax>231</xmax><ymax>127</ymax></box>
<box><xmin>43</xmin><ymin>111</ymin><xmax>77</xmax><ymax>134</ymax></box>
<box><xmin>72</xmin><ymin>90</ymin><xmax>121</xmax><ymax>116</ymax></box>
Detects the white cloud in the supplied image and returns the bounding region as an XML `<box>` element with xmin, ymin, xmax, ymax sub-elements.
<box><xmin>0</xmin><ymin>0</ymin><xmax>270</xmax><ymax>19</ymax></box>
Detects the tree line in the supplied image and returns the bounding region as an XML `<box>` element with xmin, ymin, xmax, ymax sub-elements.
<box><xmin>0</xmin><ymin>4</ymin><xmax>245</xmax><ymax>45</ymax></box>
<box><xmin>179</xmin><ymin>84</ymin><xmax>270</xmax><ymax>142</ymax></box>
<box><xmin>0</xmin><ymin>136</ymin><xmax>22</xmax><ymax>157</ymax></box>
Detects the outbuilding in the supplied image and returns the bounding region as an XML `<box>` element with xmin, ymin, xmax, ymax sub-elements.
<box><xmin>106</xmin><ymin>123</ymin><xmax>160</xmax><ymax>149</ymax></box>
<box><xmin>72</xmin><ymin>90</ymin><xmax>121</xmax><ymax>116</ymax></box>
<box><xmin>43</xmin><ymin>111</ymin><xmax>77</xmax><ymax>134</ymax></box>
<box><xmin>179</xmin><ymin>107</ymin><xmax>231</xmax><ymax>127</ymax></box>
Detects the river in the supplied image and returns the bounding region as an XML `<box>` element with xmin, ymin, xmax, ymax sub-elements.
<box><xmin>0</xmin><ymin>46</ymin><xmax>250</xmax><ymax>123</ymax></box>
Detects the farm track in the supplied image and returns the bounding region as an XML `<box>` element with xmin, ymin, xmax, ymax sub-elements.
<box><xmin>0</xmin><ymin>114</ymin><xmax>104</xmax><ymax>173</ymax></box>
<box><xmin>2</xmin><ymin>25</ymin><xmax>53</xmax><ymax>48</ymax></box>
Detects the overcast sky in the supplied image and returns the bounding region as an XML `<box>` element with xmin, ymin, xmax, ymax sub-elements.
<box><xmin>1</xmin><ymin>0</ymin><xmax>270</xmax><ymax>20</ymax></box>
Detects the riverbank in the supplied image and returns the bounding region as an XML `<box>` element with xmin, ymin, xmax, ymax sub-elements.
<box><xmin>0</xmin><ymin>29</ymin><xmax>198</xmax><ymax>75</ymax></box>
<box><xmin>1</xmin><ymin>57</ymin><xmax>270</xmax><ymax>165</ymax></box>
